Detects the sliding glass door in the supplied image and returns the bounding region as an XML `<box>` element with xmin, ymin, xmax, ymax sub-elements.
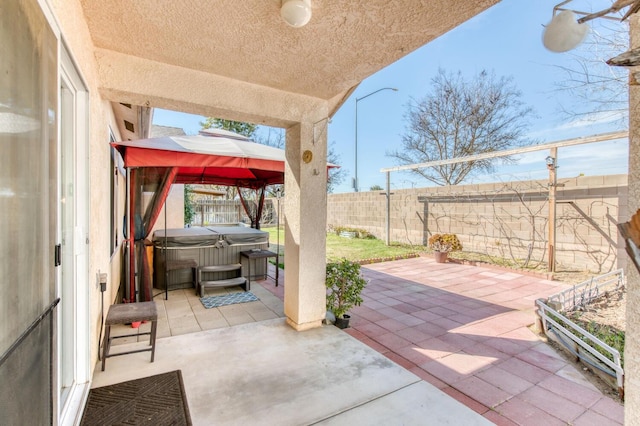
<box><xmin>0</xmin><ymin>0</ymin><xmax>58</xmax><ymax>423</ymax></box>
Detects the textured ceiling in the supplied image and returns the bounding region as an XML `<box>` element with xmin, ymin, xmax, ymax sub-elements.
<box><xmin>80</xmin><ymin>0</ymin><xmax>500</xmax><ymax>101</ymax></box>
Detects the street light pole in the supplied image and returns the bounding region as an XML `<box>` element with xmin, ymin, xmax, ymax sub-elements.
<box><xmin>354</xmin><ymin>87</ymin><xmax>398</xmax><ymax>192</ymax></box>
<box><xmin>547</xmin><ymin>148</ymin><xmax>558</xmax><ymax>273</ymax></box>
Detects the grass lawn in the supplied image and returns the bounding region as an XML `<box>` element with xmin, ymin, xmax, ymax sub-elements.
<box><xmin>325</xmin><ymin>234</ymin><xmax>423</xmax><ymax>262</ymax></box>
<box><xmin>261</xmin><ymin>226</ymin><xmax>586</xmax><ymax>284</ymax></box>
<box><xmin>262</xmin><ymin>226</ymin><xmax>424</xmax><ymax>265</ymax></box>
<box><xmin>264</xmin><ymin>226</ymin><xmax>285</xmax><ymax>249</ymax></box>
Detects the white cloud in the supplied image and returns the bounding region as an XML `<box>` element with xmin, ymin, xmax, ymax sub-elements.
<box><xmin>527</xmin><ymin>110</ymin><xmax>628</xmax><ymax>141</ymax></box>
<box><xmin>462</xmin><ymin>136</ymin><xmax>627</xmax><ymax>187</ymax></box>
<box><xmin>558</xmin><ymin>140</ymin><xmax>628</xmax><ymax>161</ymax></box>
<box><xmin>553</xmin><ymin>110</ymin><xmax>627</xmax><ymax>132</ymax></box>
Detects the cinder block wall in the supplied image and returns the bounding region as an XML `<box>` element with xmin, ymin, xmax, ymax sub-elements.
<box><xmin>327</xmin><ymin>175</ymin><xmax>628</xmax><ymax>273</ymax></box>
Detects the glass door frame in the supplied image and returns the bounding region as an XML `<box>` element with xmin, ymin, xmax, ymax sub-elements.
<box><xmin>57</xmin><ymin>43</ymin><xmax>90</xmax><ymax>425</ymax></box>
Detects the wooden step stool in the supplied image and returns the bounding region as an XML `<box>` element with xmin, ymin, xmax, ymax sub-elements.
<box><xmin>101</xmin><ymin>301</ymin><xmax>158</xmax><ymax>371</ymax></box>
<box><xmin>197</xmin><ymin>263</ymin><xmax>247</xmax><ymax>296</ymax></box>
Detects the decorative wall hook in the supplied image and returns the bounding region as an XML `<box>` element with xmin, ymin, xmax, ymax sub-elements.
<box><xmin>312</xmin><ymin>117</ymin><xmax>330</xmax><ymax>146</ymax></box>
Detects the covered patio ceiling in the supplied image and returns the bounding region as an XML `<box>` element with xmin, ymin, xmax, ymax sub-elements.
<box><xmin>81</xmin><ymin>0</ymin><xmax>501</xmax><ymax>127</ymax></box>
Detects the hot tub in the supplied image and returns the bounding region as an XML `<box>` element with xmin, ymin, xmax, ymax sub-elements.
<box><xmin>152</xmin><ymin>226</ymin><xmax>269</xmax><ymax>290</ymax></box>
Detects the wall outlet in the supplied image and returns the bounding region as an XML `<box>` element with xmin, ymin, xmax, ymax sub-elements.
<box><xmin>96</xmin><ymin>270</ymin><xmax>108</xmax><ymax>288</ymax></box>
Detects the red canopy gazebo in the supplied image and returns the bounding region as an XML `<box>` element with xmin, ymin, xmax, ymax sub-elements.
<box><xmin>111</xmin><ymin>129</ymin><xmax>287</xmax><ymax>302</ymax></box>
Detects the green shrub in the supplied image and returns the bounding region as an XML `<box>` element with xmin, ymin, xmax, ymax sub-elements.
<box><xmin>569</xmin><ymin>314</ymin><xmax>625</xmax><ymax>366</ymax></box>
<box><xmin>329</xmin><ymin>225</ymin><xmax>375</xmax><ymax>239</ymax></box>
<box><xmin>326</xmin><ymin>259</ymin><xmax>368</xmax><ymax>319</ymax></box>
<box><xmin>184</xmin><ymin>184</ymin><xmax>195</xmax><ymax>225</ymax></box>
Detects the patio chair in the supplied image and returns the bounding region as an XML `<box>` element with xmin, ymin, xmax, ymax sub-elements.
<box><xmin>101</xmin><ymin>301</ymin><xmax>158</xmax><ymax>371</ymax></box>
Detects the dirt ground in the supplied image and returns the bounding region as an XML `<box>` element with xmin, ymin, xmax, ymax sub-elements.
<box><xmin>551</xmin><ymin>269</ymin><xmax>626</xmax><ymax>332</ymax></box>
<box><xmin>571</xmin><ymin>289</ymin><xmax>627</xmax><ymax>332</ymax></box>
<box><xmin>534</xmin><ymin>270</ymin><xmax>626</xmax><ymax>402</ymax></box>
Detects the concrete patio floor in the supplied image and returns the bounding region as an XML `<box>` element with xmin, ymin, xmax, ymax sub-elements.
<box><xmin>94</xmin><ymin>318</ymin><xmax>490</xmax><ymax>425</ymax></box>
<box><xmin>95</xmin><ymin>257</ymin><xmax>624</xmax><ymax>425</ymax></box>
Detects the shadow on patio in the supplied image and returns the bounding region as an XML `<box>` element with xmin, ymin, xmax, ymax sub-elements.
<box><xmin>346</xmin><ymin>257</ymin><xmax>624</xmax><ymax>425</ymax></box>
<box><xmin>90</xmin><ymin>257</ymin><xmax>624</xmax><ymax>425</ymax></box>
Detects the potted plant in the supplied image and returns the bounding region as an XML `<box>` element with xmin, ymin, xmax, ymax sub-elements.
<box><xmin>428</xmin><ymin>233</ymin><xmax>462</xmax><ymax>263</ymax></box>
<box><xmin>326</xmin><ymin>258</ymin><xmax>368</xmax><ymax>329</ymax></box>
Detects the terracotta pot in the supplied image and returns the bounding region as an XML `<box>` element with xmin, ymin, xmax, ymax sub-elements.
<box><xmin>434</xmin><ymin>251</ymin><xmax>448</xmax><ymax>263</ymax></box>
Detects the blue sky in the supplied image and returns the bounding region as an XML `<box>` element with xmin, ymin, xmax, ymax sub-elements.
<box><xmin>152</xmin><ymin>0</ymin><xmax>629</xmax><ymax>193</ymax></box>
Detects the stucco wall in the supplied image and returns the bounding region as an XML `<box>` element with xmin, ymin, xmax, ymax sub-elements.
<box><xmin>147</xmin><ymin>184</ymin><xmax>186</xmax><ymax>236</ymax></box>
<box><xmin>626</xmin><ymin>14</ymin><xmax>640</xmax><ymax>425</ymax></box>
<box><xmin>328</xmin><ymin>175</ymin><xmax>628</xmax><ymax>273</ymax></box>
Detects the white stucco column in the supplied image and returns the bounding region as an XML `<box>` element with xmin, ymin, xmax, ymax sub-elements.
<box><xmin>627</xmin><ymin>14</ymin><xmax>640</xmax><ymax>424</ymax></box>
<box><xmin>283</xmin><ymin>119</ymin><xmax>328</xmax><ymax>331</ymax></box>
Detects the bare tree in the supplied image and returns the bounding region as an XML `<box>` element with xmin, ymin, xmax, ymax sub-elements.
<box><xmin>388</xmin><ymin>69</ymin><xmax>535</xmax><ymax>186</ymax></box>
<box><xmin>553</xmin><ymin>19</ymin><xmax>629</xmax><ymax>124</ymax></box>
<box><xmin>255</xmin><ymin>127</ymin><xmax>284</xmax><ymax>148</ymax></box>
<box><xmin>326</xmin><ymin>141</ymin><xmax>347</xmax><ymax>193</ymax></box>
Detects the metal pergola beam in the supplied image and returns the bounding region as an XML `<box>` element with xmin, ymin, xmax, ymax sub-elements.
<box><xmin>380</xmin><ymin>131</ymin><xmax>628</xmax><ymax>173</ymax></box>
<box><xmin>380</xmin><ymin>130</ymin><xmax>628</xmax><ymax>270</ymax></box>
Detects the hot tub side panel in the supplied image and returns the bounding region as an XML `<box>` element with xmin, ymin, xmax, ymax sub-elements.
<box><xmin>153</xmin><ymin>227</ymin><xmax>270</xmax><ymax>290</ymax></box>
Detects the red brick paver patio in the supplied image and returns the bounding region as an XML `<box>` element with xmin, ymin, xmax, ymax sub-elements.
<box><xmin>265</xmin><ymin>256</ymin><xmax>624</xmax><ymax>425</ymax></box>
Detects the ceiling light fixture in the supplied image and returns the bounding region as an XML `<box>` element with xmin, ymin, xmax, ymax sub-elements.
<box><xmin>542</xmin><ymin>0</ymin><xmax>640</xmax><ymax>52</ymax></box>
<box><xmin>281</xmin><ymin>0</ymin><xmax>312</xmax><ymax>28</ymax></box>
<box><xmin>543</xmin><ymin>10</ymin><xmax>589</xmax><ymax>52</ymax></box>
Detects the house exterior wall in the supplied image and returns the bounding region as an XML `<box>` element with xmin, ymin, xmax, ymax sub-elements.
<box><xmin>146</xmin><ymin>184</ymin><xmax>186</xmax><ymax>236</ymax></box>
<box><xmin>328</xmin><ymin>175</ymin><xmax>628</xmax><ymax>273</ymax></box>
<box><xmin>626</xmin><ymin>13</ymin><xmax>640</xmax><ymax>425</ymax></box>
<box><xmin>109</xmin><ymin>128</ymin><xmax>128</xmax><ymax>305</ymax></box>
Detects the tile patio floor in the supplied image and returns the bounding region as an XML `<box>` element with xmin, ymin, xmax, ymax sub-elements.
<box><xmin>105</xmin><ymin>256</ymin><xmax>624</xmax><ymax>425</ymax></box>
<box><xmin>345</xmin><ymin>257</ymin><xmax>624</xmax><ymax>425</ymax></box>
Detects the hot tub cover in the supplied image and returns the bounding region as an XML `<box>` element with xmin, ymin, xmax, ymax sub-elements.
<box><xmin>153</xmin><ymin>226</ymin><xmax>268</xmax><ymax>247</ymax></box>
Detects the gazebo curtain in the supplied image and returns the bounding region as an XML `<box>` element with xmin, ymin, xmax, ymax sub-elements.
<box><xmin>237</xmin><ymin>185</ymin><xmax>266</xmax><ymax>229</ymax></box>
<box><xmin>125</xmin><ymin>171</ymin><xmax>270</xmax><ymax>302</ymax></box>
<box><xmin>127</xmin><ymin>166</ymin><xmax>178</xmax><ymax>302</ymax></box>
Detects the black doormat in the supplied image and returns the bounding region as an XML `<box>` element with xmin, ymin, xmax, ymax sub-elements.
<box><xmin>81</xmin><ymin>370</ymin><xmax>192</xmax><ymax>426</ymax></box>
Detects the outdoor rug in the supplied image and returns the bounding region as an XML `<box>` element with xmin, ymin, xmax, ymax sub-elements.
<box><xmin>200</xmin><ymin>291</ymin><xmax>259</xmax><ymax>309</ymax></box>
<box><xmin>80</xmin><ymin>370</ymin><xmax>191</xmax><ymax>426</ymax></box>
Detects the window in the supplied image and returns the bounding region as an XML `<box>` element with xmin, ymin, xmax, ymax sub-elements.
<box><xmin>109</xmin><ymin>131</ymin><xmax>125</xmax><ymax>256</ymax></box>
